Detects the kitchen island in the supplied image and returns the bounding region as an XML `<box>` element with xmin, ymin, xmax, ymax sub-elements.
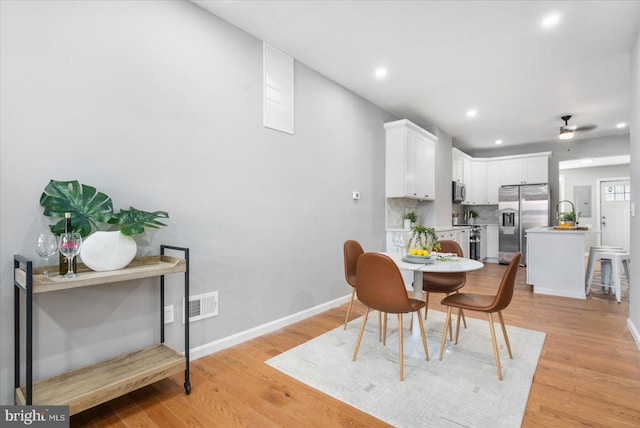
<box><xmin>526</xmin><ymin>226</ymin><xmax>600</xmax><ymax>299</ymax></box>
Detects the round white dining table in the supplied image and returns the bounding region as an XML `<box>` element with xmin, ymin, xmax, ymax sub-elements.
<box><xmin>379</xmin><ymin>251</ymin><xmax>484</xmax><ymax>299</ymax></box>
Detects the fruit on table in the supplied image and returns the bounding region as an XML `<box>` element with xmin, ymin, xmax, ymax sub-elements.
<box><xmin>410</xmin><ymin>249</ymin><xmax>430</xmax><ymax>257</ymax></box>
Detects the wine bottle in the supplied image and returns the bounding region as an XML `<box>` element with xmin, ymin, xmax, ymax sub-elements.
<box><xmin>59</xmin><ymin>212</ymin><xmax>77</xmax><ymax>275</ymax></box>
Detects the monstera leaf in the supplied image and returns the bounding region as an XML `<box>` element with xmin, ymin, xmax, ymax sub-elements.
<box><xmin>108</xmin><ymin>207</ymin><xmax>169</xmax><ymax>236</ymax></box>
<box><xmin>39</xmin><ymin>180</ymin><xmax>114</xmax><ymax>237</ymax></box>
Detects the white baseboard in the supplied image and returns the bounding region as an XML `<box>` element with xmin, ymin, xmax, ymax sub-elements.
<box><xmin>189</xmin><ymin>293</ymin><xmax>352</xmax><ymax>360</ymax></box>
<box><xmin>627</xmin><ymin>318</ymin><xmax>640</xmax><ymax>351</ymax></box>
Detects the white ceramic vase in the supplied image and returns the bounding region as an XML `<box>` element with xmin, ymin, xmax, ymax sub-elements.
<box><xmin>80</xmin><ymin>231</ymin><xmax>137</xmax><ymax>271</ymax></box>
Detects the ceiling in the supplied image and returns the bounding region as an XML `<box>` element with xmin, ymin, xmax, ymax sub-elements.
<box><xmin>193</xmin><ymin>1</ymin><xmax>640</xmax><ymax>152</ymax></box>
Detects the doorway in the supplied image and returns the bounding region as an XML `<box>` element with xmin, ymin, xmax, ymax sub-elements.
<box><xmin>599</xmin><ymin>179</ymin><xmax>631</xmax><ymax>250</ymax></box>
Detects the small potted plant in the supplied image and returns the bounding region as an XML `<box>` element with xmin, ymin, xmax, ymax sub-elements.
<box><xmin>406</xmin><ymin>225</ymin><xmax>439</xmax><ymax>256</ymax></box>
<box><xmin>404</xmin><ymin>211</ymin><xmax>418</xmax><ymax>229</ymax></box>
<box><xmin>558</xmin><ymin>211</ymin><xmax>576</xmax><ymax>227</ymax></box>
<box><xmin>467</xmin><ymin>210</ymin><xmax>479</xmax><ymax>224</ymax></box>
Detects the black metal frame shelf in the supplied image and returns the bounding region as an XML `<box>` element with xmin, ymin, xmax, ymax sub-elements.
<box><xmin>13</xmin><ymin>245</ymin><xmax>191</xmax><ymax>414</ymax></box>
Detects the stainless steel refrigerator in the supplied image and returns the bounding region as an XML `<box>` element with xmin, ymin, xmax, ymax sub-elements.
<box><xmin>499</xmin><ymin>184</ymin><xmax>550</xmax><ymax>266</ymax></box>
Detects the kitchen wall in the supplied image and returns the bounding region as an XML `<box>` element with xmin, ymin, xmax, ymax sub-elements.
<box><xmin>560</xmin><ymin>164</ymin><xmax>630</xmax><ymax>251</ymax></box>
<box><xmin>467</xmin><ymin>134</ymin><xmax>631</xmax><ymax>221</ymax></box>
<box><xmin>0</xmin><ymin>0</ymin><xmax>396</xmax><ymax>403</ymax></box>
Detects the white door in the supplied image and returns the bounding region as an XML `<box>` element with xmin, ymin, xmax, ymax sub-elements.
<box><xmin>600</xmin><ymin>180</ymin><xmax>630</xmax><ymax>250</ymax></box>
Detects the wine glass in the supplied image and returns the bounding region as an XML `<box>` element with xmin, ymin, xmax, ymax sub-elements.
<box><xmin>392</xmin><ymin>232</ymin><xmax>406</xmax><ymax>254</ymax></box>
<box><xmin>35</xmin><ymin>232</ymin><xmax>58</xmax><ymax>277</ymax></box>
<box><xmin>59</xmin><ymin>232</ymin><xmax>82</xmax><ymax>278</ymax></box>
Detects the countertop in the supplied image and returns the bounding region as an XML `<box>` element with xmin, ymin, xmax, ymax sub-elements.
<box><xmin>453</xmin><ymin>223</ymin><xmax>499</xmax><ymax>227</ymax></box>
<box><xmin>526</xmin><ymin>226</ymin><xmax>600</xmax><ymax>234</ymax></box>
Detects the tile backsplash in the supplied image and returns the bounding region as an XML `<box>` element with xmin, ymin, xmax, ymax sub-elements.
<box><xmin>453</xmin><ymin>203</ymin><xmax>498</xmax><ymax>224</ymax></box>
<box><xmin>387</xmin><ymin>198</ymin><xmax>420</xmax><ymax>229</ymax></box>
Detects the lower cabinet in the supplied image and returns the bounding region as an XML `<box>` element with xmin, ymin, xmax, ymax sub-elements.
<box><xmin>436</xmin><ymin>227</ymin><xmax>469</xmax><ymax>258</ymax></box>
<box><xmin>486</xmin><ymin>225</ymin><xmax>499</xmax><ymax>259</ymax></box>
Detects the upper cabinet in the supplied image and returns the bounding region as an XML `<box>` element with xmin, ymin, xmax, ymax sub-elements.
<box><xmin>452</xmin><ymin>148</ymin><xmax>470</xmax><ymax>183</ymax></box>
<box><xmin>499</xmin><ymin>156</ymin><xmax>549</xmax><ymax>185</ymax></box>
<box><xmin>453</xmin><ymin>150</ymin><xmax>551</xmax><ymax>205</ymax></box>
<box><xmin>385</xmin><ymin>120</ymin><xmax>437</xmax><ymax>200</ymax></box>
<box><xmin>468</xmin><ymin>160</ymin><xmax>488</xmax><ymax>204</ymax></box>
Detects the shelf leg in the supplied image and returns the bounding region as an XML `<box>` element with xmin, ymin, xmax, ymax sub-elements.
<box><xmin>13</xmin><ymin>261</ymin><xmax>20</xmax><ymax>402</ymax></box>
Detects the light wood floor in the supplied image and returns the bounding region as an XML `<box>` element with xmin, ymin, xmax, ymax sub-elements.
<box><xmin>71</xmin><ymin>262</ymin><xmax>640</xmax><ymax>427</ymax></box>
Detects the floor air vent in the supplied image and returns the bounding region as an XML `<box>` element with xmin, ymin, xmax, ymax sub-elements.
<box><xmin>183</xmin><ymin>292</ymin><xmax>218</xmax><ymax>323</ymax></box>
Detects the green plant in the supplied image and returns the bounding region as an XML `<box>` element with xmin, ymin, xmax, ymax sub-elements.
<box><xmin>405</xmin><ymin>211</ymin><xmax>418</xmax><ymax>222</ymax></box>
<box><xmin>467</xmin><ymin>210</ymin><xmax>479</xmax><ymax>218</ymax></box>
<box><xmin>406</xmin><ymin>225</ymin><xmax>438</xmax><ymax>251</ymax></box>
<box><xmin>40</xmin><ymin>179</ymin><xmax>168</xmax><ymax>237</ymax></box>
<box><xmin>559</xmin><ymin>211</ymin><xmax>576</xmax><ymax>222</ymax></box>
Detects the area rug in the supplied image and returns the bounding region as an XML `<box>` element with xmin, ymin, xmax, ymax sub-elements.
<box><xmin>266</xmin><ymin>310</ymin><xmax>545</xmax><ymax>428</ymax></box>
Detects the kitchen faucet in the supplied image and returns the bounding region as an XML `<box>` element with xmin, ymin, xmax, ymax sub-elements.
<box><xmin>556</xmin><ymin>200</ymin><xmax>575</xmax><ymax>219</ymax></box>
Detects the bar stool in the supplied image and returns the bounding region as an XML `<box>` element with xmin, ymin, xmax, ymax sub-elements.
<box><xmin>585</xmin><ymin>247</ymin><xmax>631</xmax><ymax>302</ymax></box>
<box><xmin>585</xmin><ymin>246</ymin><xmax>623</xmax><ymax>292</ymax></box>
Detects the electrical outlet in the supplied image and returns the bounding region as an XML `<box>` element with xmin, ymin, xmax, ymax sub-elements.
<box><xmin>164</xmin><ymin>305</ymin><xmax>174</xmax><ymax>324</ymax></box>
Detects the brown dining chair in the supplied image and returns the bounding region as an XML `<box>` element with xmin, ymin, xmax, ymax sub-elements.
<box><xmin>422</xmin><ymin>240</ymin><xmax>467</xmax><ymax>339</ymax></box>
<box><xmin>343</xmin><ymin>240</ymin><xmax>364</xmax><ymax>329</ymax></box>
<box><xmin>438</xmin><ymin>252</ymin><xmax>521</xmax><ymax>380</ymax></box>
<box><xmin>352</xmin><ymin>252</ymin><xmax>429</xmax><ymax>381</ymax></box>
<box><xmin>343</xmin><ymin>240</ymin><xmax>384</xmax><ymax>339</ymax></box>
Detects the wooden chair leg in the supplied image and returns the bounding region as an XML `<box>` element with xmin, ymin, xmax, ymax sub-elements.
<box><xmin>487</xmin><ymin>313</ymin><xmax>503</xmax><ymax>381</ymax></box>
<box><xmin>378</xmin><ymin>311</ymin><xmax>382</xmax><ymax>342</ymax></box>
<box><xmin>497</xmin><ymin>312</ymin><xmax>513</xmax><ymax>359</ymax></box>
<box><xmin>352</xmin><ymin>308</ymin><xmax>370</xmax><ymax>361</ymax></box>
<box><xmin>439</xmin><ymin>306</ymin><xmax>453</xmax><ymax>360</ymax></box>
<box><xmin>417</xmin><ymin>309</ymin><xmax>429</xmax><ymax>361</ymax></box>
<box><xmin>454</xmin><ymin>308</ymin><xmax>462</xmax><ymax>344</ymax></box>
<box><xmin>398</xmin><ymin>313</ymin><xmax>404</xmax><ymax>381</ymax></box>
<box><xmin>344</xmin><ymin>288</ymin><xmax>356</xmax><ymax>329</ymax></box>
<box><xmin>454</xmin><ymin>291</ymin><xmax>467</xmax><ymax>328</ymax></box>
<box><xmin>383</xmin><ymin>312</ymin><xmax>388</xmax><ymax>346</ymax></box>
<box><xmin>424</xmin><ymin>291</ymin><xmax>430</xmax><ymax>320</ymax></box>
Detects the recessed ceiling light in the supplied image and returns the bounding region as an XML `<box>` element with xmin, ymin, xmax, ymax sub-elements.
<box><xmin>616</xmin><ymin>122</ymin><xmax>627</xmax><ymax>129</ymax></box>
<box><xmin>541</xmin><ymin>13</ymin><xmax>560</xmax><ymax>28</ymax></box>
<box><xmin>466</xmin><ymin>109</ymin><xmax>477</xmax><ymax>118</ymax></box>
<box><xmin>495</xmin><ymin>140</ymin><xmax>503</xmax><ymax>145</ymax></box>
<box><xmin>374</xmin><ymin>68</ymin><xmax>387</xmax><ymax>79</ymax></box>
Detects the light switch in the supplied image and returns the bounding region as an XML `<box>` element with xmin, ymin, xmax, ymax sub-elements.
<box><xmin>352</xmin><ymin>191</ymin><xmax>360</xmax><ymax>200</ymax></box>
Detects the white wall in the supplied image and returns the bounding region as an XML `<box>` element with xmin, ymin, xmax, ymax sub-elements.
<box><xmin>629</xmin><ymin>30</ymin><xmax>640</xmax><ymax>348</ymax></box>
<box><xmin>0</xmin><ymin>0</ymin><xmax>396</xmax><ymax>403</ymax></box>
<box><xmin>560</xmin><ymin>164</ymin><xmax>630</xmax><ymax>251</ymax></box>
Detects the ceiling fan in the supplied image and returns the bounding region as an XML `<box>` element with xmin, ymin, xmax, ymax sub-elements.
<box><xmin>558</xmin><ymin>115</ymin><xmax>597</xmax><ymax>140</ymax></box>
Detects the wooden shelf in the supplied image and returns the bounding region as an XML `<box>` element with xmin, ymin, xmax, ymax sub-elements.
<box><xmin>14</xmin><ymin>247</ymin><xmax>191</xmax><ymax>414</ymax></box>
<box><xmin>15</xmin><ymin>255</ymin><xmax>186</xmax><ymax>293</ymax></box>
<box><xmin>15</xmin><ymin>344</ymin><xmax>185</xmax><ymax>415</ymax></box>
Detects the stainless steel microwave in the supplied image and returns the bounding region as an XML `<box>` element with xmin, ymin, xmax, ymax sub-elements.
<box><xmin>452</xmin><ymin>181</ymin><xmax>466</xmax><ymax>202</ymax></box>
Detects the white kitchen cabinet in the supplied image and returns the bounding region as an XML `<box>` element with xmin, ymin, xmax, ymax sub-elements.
<box><xmin>486</xmin><ymin>224</ymin><xmax>499</xmax><ymax>259</ymax></box>
<box><xmin>456</xmin><ymin>228</ymin><xmax>470</xmax><ymax>258</ymax></box>
<box><xmin>499</xmin><ymin>156</ymin><xmax>549</xmax><ymax>185</ymax></box>
<box><xmin>436</xmin><ymin>227</ymin><xmax>469</xmax><ymax>258</ymax></box>
<box><xmin>478</xmin><ymin>225</ymin><xmax>487</xmax><ymax>260</ymax></box>
<box><xmin>466</xmin><ymin>160</ymin><xmax>488</xmax><ymax>205</ymax></box>
<box><xmin>385</xmin><ymin>119</ymin><xmax>437</xmax><ymax>200</ymax></box>
<box><xmin>486</xmin><ymin>161</ymin><xmax>501</xmax><ymax>204</ymax></box>
<box><xmin>524</xmin><ymin>156</ymin><xmax>549</xmax><ymax>183</ymax></box>
<box><xmin>452</xmin><ymin>148</ymin><xmax>469</xmax><ymax>183</ymax></box>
